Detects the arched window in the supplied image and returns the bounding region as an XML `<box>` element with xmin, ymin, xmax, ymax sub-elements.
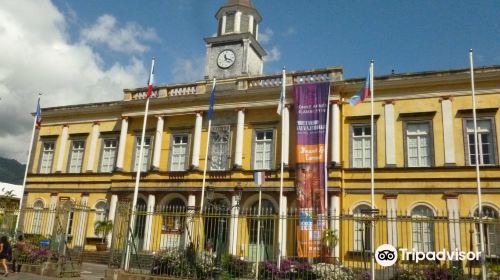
<box><xmin>32</xmin><ymin>200</ymin><xmax>44</xmax><ymax>234</ymax></box>
<box><xmin>353</xmin><ymin>204</ymin><xmax>371</xmax><ymax>251</ymax></box>
<box><xmin>162</xmin><ymin>198</ymin><xmax>185</xmax><ymax>233</ymax></box>
<box><xmin>94</xmin><ymin>201</ymin><xmax>108</xmax><ymax>232</ymax></box>
<box><xmin>474</xmin><ymin>206</ymin><xmax>500</xmax><ymax>257</ymax></box>
<box><xmin>411</xmin><ymin>205</ymin><xmax>435</xmax><ymax>252</ymax></box>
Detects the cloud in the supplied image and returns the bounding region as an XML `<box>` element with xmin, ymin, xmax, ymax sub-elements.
<box><xmin>171</xmin><ymin>57</ymin><xmax>205</xmax><ymax>83</ymax></box>
<box><xmin>259</xmin><ymin>28</ymin><xmax>274</xmax><ymax>44</ymax></box>
<box><xmin>80</xmin><ymin>14</ymin><xmax>159</xmax><ymax>54</ymax></box>
<box><xmin>264</xmin><ymin>46</ymin><xmax>281</xmax><ymax>63</ymax></box>
<box><xmin>0</xmin><ymin>0</ymin><xmax>149</xmax><ymax>162</ymax></box>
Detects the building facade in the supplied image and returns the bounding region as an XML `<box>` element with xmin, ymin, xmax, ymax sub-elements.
<box><xmin>23</xmin><ymin>0</ymin><xmax>500</xmax><ymax>261</ymax></box>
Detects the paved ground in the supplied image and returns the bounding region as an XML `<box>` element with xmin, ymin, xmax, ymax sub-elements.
<box><xmin>0</xmin><ymin>263</ymin><xmax>106</xmax><ymax>280</ymax></box>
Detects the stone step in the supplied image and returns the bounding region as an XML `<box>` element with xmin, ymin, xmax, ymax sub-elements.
<box><xmin>83</xmin><ymin>250</ymin><xmax>111</xmax><ymax>265</ymax></box>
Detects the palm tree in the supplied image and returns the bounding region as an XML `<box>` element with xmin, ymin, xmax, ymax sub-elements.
<box><xmin>94</xmin><ymin>219</ymin><xmax>113</xmax><ymax>247</ymax></box>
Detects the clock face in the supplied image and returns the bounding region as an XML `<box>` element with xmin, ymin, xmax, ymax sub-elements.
<box><xmin>217</xmin><ymin>49</ymin><xmax>235</xmax><ymax>69</ymax></box>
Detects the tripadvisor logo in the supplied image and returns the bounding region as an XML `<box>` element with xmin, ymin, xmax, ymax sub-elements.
<box><xmin>375</xmin><ymin>244</ymin><xmax>483</xmax><ymax>267</ymax></box>
<box><xmin>375</xmin><ymin>244</ymin><xmax>398</xmax><ymax>267</ymax></box>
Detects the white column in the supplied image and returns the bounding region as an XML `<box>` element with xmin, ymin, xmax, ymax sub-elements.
<box><xmin>384</xmin><ymin>102</ymin><xmax>396</xmax><ymax>166</ymax></box>
<box><xmin>445</xmin><ymin>194</ymin><xmax>461</xmax><ymax>251</ymax></box>
<box><xmin>143</xmin><ymin>194</ymin><xmax>155</xmax><ymax>251</ymax></box>
<box><xmin>441</xmin><ymin>98</ymin><xmax>456</xmax><ymax>165</ymax></box>
<box><xmin>45</xmin><ymin>194</ymin><xmax>58</xmax><ymax>235</ymax></box>
<box><xmin>116</xmin><ymin>117</ymin><xmax>128</xmax><ymax>171</ymax></box>
<box><xmin>248</xmin><ymin>15</ymin><xmax>254</xmax><ymax>34</ymax></box>
<box><xmin>329</xmin><ymin>194</ymin><xmax>340</xmax><ymax>258</ymax></box>
<box><xmin>107</xmin><ymin>194</ymin><xmax>118</xmax><ymax>248</ymax></box>
<box><xmin>55</xmin><ymin>124</ymin><xmax>69</xmax><ymax>172</ymax></box>
<box><xmin>283</xmin><ymin>105</ymin><xmax>290</xmax><ymax>166</ymax></box>
<box><xmin>234</xmin><ymin>108</ymin><xmax>245</xmax><ymax>169</ymax></box>
<box><xmin>385</xmin><ymin>194</ymin><xmax>398</xmax><ymax>247</ymax></box>
<box><xmin>255</xmin><ymin>24</ymin><xmax>259</xmax><ymax>41</ymax></box>
<box><xmin>191</xmin><ymin>112</ymin><xmax>203</xmax><ymax>169</ymax></box>
<box><xmin>185</xmin><ymin>194</ymin><xmax>196</xmax><ymax>247</ymax></box>
<box><xmin>86</xmin><ymin>122</ymin><xmax>100</xmax><ymax>172</ymax></box>
<box><xmin>229</xmin><ymin>194</ymin><xmax>240</xmax><ymax>255</ymax></box>
<box><xmin>234</xmin><ymin>11</ymin><xmax>242</xmax><ymax>33</ymax></box>
<box><xmin>74</xmin><ymin>194</ymin><xmax>89</xmax><ymax>248</ymax></box>
<box><xmin>278</xmin><ymin>195</ymin><xmax>287</xmax><ymax>256</ymax></box>
<box><xmin>221</xmin><ymin>15</ymin><xmax>227</xmax><ymax>35</ymax></box>
<box><xmin>331</xmin><ymin>102</ymin><xmax>341</xmax><ymax>165</ymax></box>
<box><xmin>152</xmin><ymin>116</ymin><xmax>164</xmax><ymax>171</ymax></box>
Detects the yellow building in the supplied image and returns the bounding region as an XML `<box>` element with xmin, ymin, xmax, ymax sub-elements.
<box><xmin>22</xmin><ymin>0</ymin><xmax>500</xmax><ymax>267</ymax></box>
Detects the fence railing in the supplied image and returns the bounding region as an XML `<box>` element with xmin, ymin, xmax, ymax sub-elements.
<box><xmin>107</xmin><ymin>205</ymin><xmax>500</xmax><ymax>279</ymax></box>
<box><xmin>0</xmin><ymin>202</ymin><xmax>91</xmax><ymax>277</ymax></box>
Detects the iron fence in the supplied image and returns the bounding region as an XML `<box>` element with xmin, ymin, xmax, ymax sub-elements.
<box><xmin>0</xmin><ymin>202</ymin><xmax>92</xmax><ymax>277</ymax></box>
<box><xmin>108</xmin><ymin>204</ymin><xmax>500</xmax><ymax>279</ymax></box>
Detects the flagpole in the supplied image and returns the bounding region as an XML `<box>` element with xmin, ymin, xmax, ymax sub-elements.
<box><xmin>324</xmin><ymin>86</ymin><xmax>331</xmax><ymax>223</ymax></box>
<box><xmin>369</xmin><ymin>60</ymin><xmax>375</xmax><ymax>280</ymax></box>
<box><xmin>254</xmin><ymin>182</ymin><xmax>262</xmax><ymax>280</ymax></box>
<box><xmin>199</xmin><ymin>78</ymin><xmax>216</xmax><ymax>213</ymax></box>
<box><xmin>124</xmin><ymin>57</ymin><xmax>155</xmax><ymax>271</ymax></box>
<box><xmin>277</xmin><ymin>67</ymin><xmax>286</xmax><ymax>269</ymax></box>
<box><xmin>469</xmin><ymin>49</ymin><xmax>487</xmax><ymax>280</ymax></box>
<box><xmin>15</xmin><ymin>93</ymin><xmax>41</xmax><ymax>233</ymax></box>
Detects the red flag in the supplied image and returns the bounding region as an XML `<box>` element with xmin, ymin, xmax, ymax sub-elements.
<box><xmin>146</xmin><ymin>58</ymin><xmax>155</xmax><ymax>98</ymax></box>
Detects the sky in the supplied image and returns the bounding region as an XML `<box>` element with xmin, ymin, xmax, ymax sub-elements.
<box><xmin>0</xmin><ymin>0</ymin><xmax>499</xmax><ymax>163</ymax></box>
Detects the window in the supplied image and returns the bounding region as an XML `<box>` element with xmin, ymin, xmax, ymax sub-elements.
<box><xmin>405</xmin><ymin>122</ymin><xmax>432</xmax><ymax>167</ymax></box>
<box><xmin>351</xmin><ymin>125</ymin><xmax>373</xmax><ymax>168</ymax></box>
<box><xmin>68</xmin><ymin>140</ymin><xmax>85</xmax><ymax>173</ymax></box>
<box><xmin>32</xmin><ymin>200</ymin><xmax>44</xmax><ymax>234</ymax></box>
<box><xmin>170</xmin><ymin>134</ymin><xmax>189</xmax><ymax>171</ymax></box>
<box><xmin>411</xmin><ymin>205</ymin><xmax>435</xmax><ymax>252</ymax></box>
<box><xmin>474</xmin><ymin>206</ymin><xmax>500</xmax><ymax>257</ymax></box>
<box><xmin>465</xmin><ymin>119</ymin><xmax>496</xmax><ymax>165</ymax></box>
<box><xmin>254</xmin><ymin>129</ymin><xmax>274</xmax><ymax>170</ymax></box>
<box><xmin>40</xmin><ymin>141</ymin><xmax>55</xmax><ymax>174</ymax></box>
<box><xmin>134</xmin><ymin>136</ymin><xmax>152</xmax><ymax>172</ymax></box>
<box><xmin>100</xmin><ymin>139</ymin><xmax>117</xmax><ymax>172</ymax></box>
<box><xmin>94</xmin><ymin>201</ymin><xmax>107</xmax><ymax>223</ymax></box>
<box><xmin>353</xmin><ymin>204</ymin><xmax>371</xmax><ymax>251</ymax></box>
<box><xmin>241</xmin><ymin>14</ymin><xmax>249</xmax><ymax>33</ymax></box>
<box><xmin>161</xmin><ymin>198</ymin><xmax>185</xmax><ymax>233</ymax></box>
<box><xmin>225</xmin><ymin>13</ymin><xmax>235</xmax><ymax>33</ymax></box>
<box><xmin>209</xmin><ymin>125</ymin><xmax>231</xmax><ymax>171</ymax></box>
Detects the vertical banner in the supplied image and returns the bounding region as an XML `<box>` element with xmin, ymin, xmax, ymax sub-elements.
<box><xmin>294</xmin><ymin>82</ymin><xmax>330</xmax><ymax>257</ymax></box>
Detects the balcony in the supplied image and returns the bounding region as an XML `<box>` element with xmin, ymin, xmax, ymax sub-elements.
<box><xmin>124</xmin><ymin>67</ymin><xmax>343</xmax><ymax>101</ymax></box>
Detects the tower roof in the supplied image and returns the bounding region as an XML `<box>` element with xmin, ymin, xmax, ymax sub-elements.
<box><xmin>222</xmin><ymin>0</ymin><xmax>255</xmax><ymax>9</ymax></box>
<box><xmin>216</xmin><ymin>0</ymin><xmax>261</xmax><ymax>22</ymax></box>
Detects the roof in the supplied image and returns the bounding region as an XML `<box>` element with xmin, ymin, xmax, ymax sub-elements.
<box><xmin>223</xmin><ymin>0</ymin><xmax>255</xmax><ymax>9</ymax></box>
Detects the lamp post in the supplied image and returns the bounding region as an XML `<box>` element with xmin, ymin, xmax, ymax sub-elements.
<box><xmin>204</xmin><ymin>184</ymin><xmax>243</xmax><ymax>280</ymax></box>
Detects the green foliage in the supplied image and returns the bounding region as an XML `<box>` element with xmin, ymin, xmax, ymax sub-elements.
<box><xmin>221</xmin><ymin>254</ymin><xmax>252</xmax><ymax>278</ymax></box>
<box><xmin>94</xmin><ymin>219</ymin><xmax>113</xmax><ymax>243</ymax></box>
<box><xmin>322</xmin><ymin>229</ymin><xmax>338</xmax><ymax>248</ymax></box>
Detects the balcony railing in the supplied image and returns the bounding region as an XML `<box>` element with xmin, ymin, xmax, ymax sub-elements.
<box><xmin>125</xmin><ymin>68</ymin><xmax>343</xmax><ymax>100</ymax></box>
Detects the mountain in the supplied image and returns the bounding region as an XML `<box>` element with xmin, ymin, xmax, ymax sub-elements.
<box><xmin>0</xmin><ymin>157</ymin><xmax>25</xmax><ymax>185</ymax></box>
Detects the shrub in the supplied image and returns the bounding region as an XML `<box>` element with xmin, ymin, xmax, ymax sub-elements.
<box><xmin>221</xmin><ymin>254</ymin><xmax>251</xmax><ymax>277</ymax></box>
<box><xmin>311</xmin><ymin>263</ymin><xmax>356</xmax><ymax>280</ymax></box>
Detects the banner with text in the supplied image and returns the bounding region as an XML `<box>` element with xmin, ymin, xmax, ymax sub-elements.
<box><xmin>294</xmin><ymin>82</ymin><xmax>329</xmax><ymax>257</ymax></box>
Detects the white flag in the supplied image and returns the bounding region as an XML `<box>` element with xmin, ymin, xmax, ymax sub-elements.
<box><xmin>277</xmin><ymin>68</ymin><xmax>286</xmax><ymax>115</ymax></box>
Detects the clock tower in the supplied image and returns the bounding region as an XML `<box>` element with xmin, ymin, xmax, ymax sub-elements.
<box><xmin>204</xmin><ymin>0</ymin><xmax>266</xmax><ymax>79</ymax></box>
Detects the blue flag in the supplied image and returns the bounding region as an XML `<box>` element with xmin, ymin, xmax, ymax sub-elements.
<box><xmin>207</xmin><ymin>81</ymin><xmax>216</xmax><ymax>120</ymax></box>
<box><xmin>35</xmin><ymin>97</ymin><xmax>42</xmax><ymax>127</ymax></box>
